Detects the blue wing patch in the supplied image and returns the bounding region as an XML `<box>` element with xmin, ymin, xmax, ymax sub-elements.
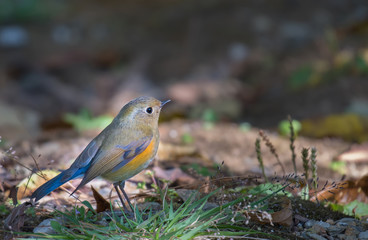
<box><xmin>110</xmin><ymin>137</ymin><xmax>152</xmax><ymax>173</ymax></box>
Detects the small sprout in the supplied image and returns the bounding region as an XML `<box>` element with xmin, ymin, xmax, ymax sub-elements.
<box><xmin>330</xmin><ymin>161</ymin><xmax>347</xmax><ymax>175</ymax></box>
<box><xmin>310</xmin><ymin>147</ymin><xmax>318</xmax><ymax>190</ymax></box>
<box><xmin>63</xmin><ymin>108</ymin><xmax>113</xmax><ymax>132</ymax></box>
<box><xmin>181</xmin><ymin>133</ymin><xmax>194</xmax><ymax>144</ymax></box>
<box><xmin>202</xmin><ymin>109</ymin><xmax>217</xmax><ymax>130</ymax></box>
<box><xmin>301</xmin><ymin>148</ymin><xmax>309</xmax><ymax>182</ymax></box>
<box><xmin>137</xmin><ymin>182</ymin><xmax>146</xmax><ymax>190</ymax></box>
<box><xmin>239</xmin><ymin>122</ymin><xmax>251</xmax><ymax>132</ymax></box>
<box><xmin>0</xmin><ymin>204</ymin><xmax>10</xmax><ymax>215</ymax></box>
<box><xmin>145</xmin><ymin>170</ymin><xmax>154</xmax><ymax>178</ymax></box>
<box><xmin>278</xmin><ymin>119</ymin><xmax>301</xmax><ymax>136</ymax></box>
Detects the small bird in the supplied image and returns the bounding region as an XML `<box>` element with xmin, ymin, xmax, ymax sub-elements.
<box><xmin>31</xmin><ymin>96</ymin><xmax>170</xmax><ymax>211</ymax></box>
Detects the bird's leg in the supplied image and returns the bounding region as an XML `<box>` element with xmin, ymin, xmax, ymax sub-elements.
<box><xmin>113</xmin><ymin>182</ymin><xmax>129</xmax><ymax>212</ymax></box>
<box><xmin>118</xmin><ymin>181</ymin><xmax>134</xmax><ymax>212</ymax></box>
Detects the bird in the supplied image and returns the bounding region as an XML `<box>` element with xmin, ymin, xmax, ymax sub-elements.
<box><xmin>31</xmin><ymin>96</ymin><xmax>170</xmax><ymax>211</ymax></box>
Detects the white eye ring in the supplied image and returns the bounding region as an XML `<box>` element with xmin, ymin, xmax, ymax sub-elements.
<box><xmin>146</xmin><ymin>107</ymin><xmax>153</xmax><ymax>114</ymax></box>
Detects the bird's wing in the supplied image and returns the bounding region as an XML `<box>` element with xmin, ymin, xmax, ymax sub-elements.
<box><xmin>73</xmin><ymin>135</ymin><xmax>152</xmax><ymax>192</ymax></box>
<box><xmin>61</xmin><ymin>140</ymin><xmax>101</xmax><ymax>182</ymax></box>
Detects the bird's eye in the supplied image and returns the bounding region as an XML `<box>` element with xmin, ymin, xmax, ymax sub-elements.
<box><xmin>146</xmin><ymin>107</ymin><xmax>153</xmax><ymax>114</ymax></box>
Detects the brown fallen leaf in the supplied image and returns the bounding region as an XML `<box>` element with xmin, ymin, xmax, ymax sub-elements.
<box><xmin>4</xmin><ymin>202</ymin><xmax>32</xmax><ymax>240</ymax></box>
<box><xmin>311</xmin><ymin>175</ymin><xmax>368</xmax><ymax>204</ymax></box>
<box><xmin>246</xmin><ymin>197</ymin><xmax>293</xmax><ymax>227</ymax></box>
<box><xmin>91</xmin><ymin>186</ymin><xmax>110</xmax><ymax>213</ymax></box>
<box><xmin>270</xmin><ymin>197</ymin><xmax>293</xmax><ymax>226</ymax></box>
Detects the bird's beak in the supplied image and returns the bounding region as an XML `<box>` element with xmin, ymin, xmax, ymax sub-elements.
<box><xmin>160</xmin><ymin>99</ymin><xmax>171</xmax><ymax>108</ymax></box>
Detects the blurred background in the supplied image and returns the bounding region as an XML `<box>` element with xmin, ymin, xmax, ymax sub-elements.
<box><xmin>1</xmin><ymin>0</ymin><xmax>368</xmax><ymax>143</ymax></box>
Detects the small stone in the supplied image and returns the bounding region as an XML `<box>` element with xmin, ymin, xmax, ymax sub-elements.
<box><xmin>101</xmin><ymin>210</ymin><xmax>132</xmax><ymax>219</ymax></box>
<box><xmin>311</xmin><ymin>224</ymin><xmax>327</xmax><ymax>235</ymax></box>
<box><xmin>316</xmin><ymin>221</ymin><xmax>330</xmax><ymax>229</ymax></box>
<box><xmin>305</xmin><ymin>220</ymin><xmax>316</xmax><ymax>228</ymax></box>
<box><xmin>346</xmin><ymin>236</ymin><xmax>358</xmax><ymax>240</ymax></box>
<box><xmin>305</xmin><ymin>232</ymin><xmax>328</xmax><ymax>240</ymax></box>
<box><xmin>176</xmin><ymin>189</ymin><xmax>200</xmax><ymax>202</ymax></box>
<box><xmin>359</xmin><ymin>230</ymin><xmax>368</xmax><ymax>240</ymax></box>
<box><xmin>344</xmin><ymin>225</ymin><xmax>360</xmax><ymax>236</ymax></box>
<box><xmin>337</xmin><ymin>234</ymin><xmax>346</xmax><ymax>240</ymax></box>
<box><xmin>297</xmin><ymin>222</ymin><xmax>304</xmax><ymax>231</ymax></box>
<box><xmin>336</xmin><ymin>218</ymin><xmax>357</xmax><ymax>227</ymax></box>
<box><xmin>337</xmin><ymin>234</ymin><xmax>358</xmax><ymax>240</ymax></box>
<box><xmin>137</xmin><ymin>202</ymin><xmax>162</xmax><ymax>212</ymax></box>
<box><xmin>96</xmin><ymin>218</ymin><xmax>109</xmax><ymax>227</ymax></box>
<box><xmin>301</xmin><ymin>232</ymin><xmax>308</xmax><ymax>239</ymax></box>
<box><xmin>203</xmin><ymin>202</ymin><xmax>219</xmax><ymax>211</ymax></box>
<box><xmin>325</xmin><ymin>235</ymin><xmax>334</xmax><ymax>240</ymax></box>
<box><xmin>326</xmin><ymin>225</ymin><xmax>345</xmax><ymax>237</ymax></box>
<box><xmin>33</xmin><ymin>218</ymin><xmax>59</xmax><ymax>235</ymax></box>
<box><xmin>326</xmin><ymin>219</ymin><xmax>335</xmax><ymax>225</ymax></box>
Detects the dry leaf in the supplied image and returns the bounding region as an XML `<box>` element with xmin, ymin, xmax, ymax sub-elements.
<box><xmin>270</xmin><ymin>197</ymin><xmax>293</xmax><ymax>226</ymax></box>
<box><xmin>311</xmin><ymin>175</ymin><xmax>368</xmax><ymax>204</ymax></box>
<box><xmin>246</xmin><ymin>197</ymin><xmax>293</xmax><ymax>227</ymax></box>
<box><xmin>91</xmin><ymin>186</ymin><xmax>110</xmax><ymax>213</ymax></box>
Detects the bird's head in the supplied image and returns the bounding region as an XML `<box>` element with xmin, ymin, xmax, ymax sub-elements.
<box><xmin>117</xmin><ymin>96</ymin><xmax>170</xmax><ymax>130</ymax></box>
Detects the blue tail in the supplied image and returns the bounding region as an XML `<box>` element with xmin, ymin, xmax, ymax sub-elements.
<box><xmin>31</xmin><ymin>167</ymin><xmax>88</xmax><ymax>202</ymax></box>
<box><xmin>31</xmin><ymin>172</ymin><xmax>69</xmax><ymax>201</ymax></box>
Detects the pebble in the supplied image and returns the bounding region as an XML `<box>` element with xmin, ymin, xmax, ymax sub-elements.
<box><xmin>311</xmin><ymin>224</ymin><xmax>327</xmax><ymax>235</ymax></box>
<box><xmin>326</xmin><ymin>225</ymin><xmax>345</xmax><ymax>236</ymax></box>
<box><xmin>137</xmin><ymin>202</ymin><xmax>162</xmax><ymax>212</ymax></box>
<box><xmin>337</xmin><ymin>234</ymin><xmax>356</xmax><ymax>240</ymax></box>
<box><xmin>305</xmin><ymin>219</ymin><xmax>316</xmax><ymax>228</ymax></box>
<box><xmin>359</xmin><ymin>230</ymin><xmax>368</xmax><ymax>239</ymax></box>
<box><xmin>316</xmin><ymin>221</ymin><xmax>331</xmax><ymax>229</ymax></box>
<box><xmin>345</xmin><ymin>225</ymin><xmax>360</xmax><ymax>236</ymax></box>
<box><xmin>301</xmin><ymin>217</ymin><xmax>367</xmax><ymax>239</ymax></box>
<box><xmin>326</xmin><ymin>219</ymin><xmax>335</xmax><ymax>225</ymax></box>
<box><xmin>33</xmin><ymin>218</ymin><xmax>61</xmax><ymax>235</ymax></box>
<box><xmin>336</xmin><ymin>218</ymin><xmax>357</xmax><ymax>227</ymax></box>
<box><xmin>305</xmin><ymin>232</ymin><xmax>328</xmax><ymax>240</ymax></box>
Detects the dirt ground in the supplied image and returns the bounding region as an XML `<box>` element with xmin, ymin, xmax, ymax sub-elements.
<box><xmin>1</xmin><ymin>1</ymin><xmax>368</xmax><ymax>238</ymax></box>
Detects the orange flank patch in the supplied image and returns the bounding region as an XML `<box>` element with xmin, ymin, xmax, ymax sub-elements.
<box><xmin>104</xmin><ymin>138</ymin><xmax>156</xmax><ymax>182</ymax></box>
<box><xmin>125</xmin><ymin>139</ymin><xmax>156</xmax><ymax>170</ymax></box>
